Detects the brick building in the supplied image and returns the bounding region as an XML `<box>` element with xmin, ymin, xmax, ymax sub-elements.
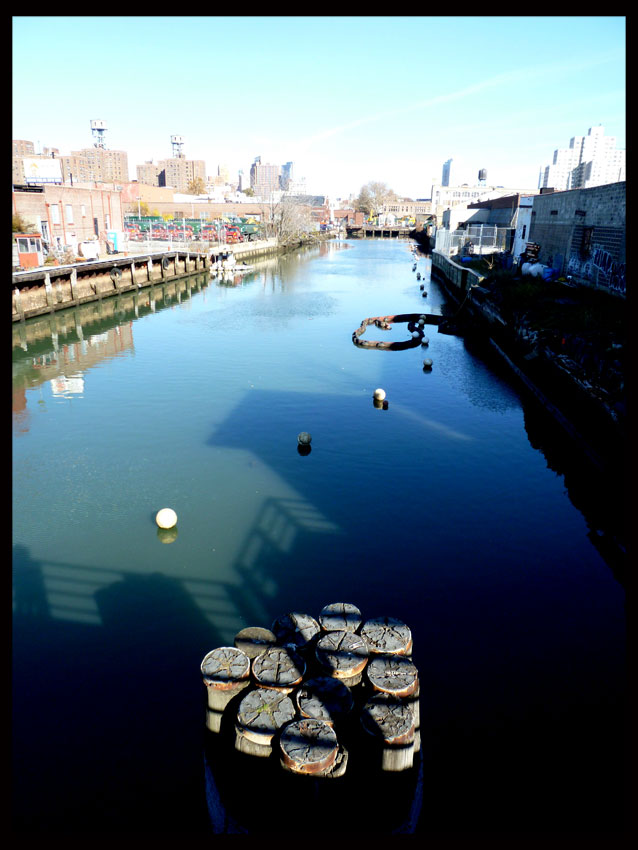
<box><xmin>529</xmin><ymin>181</ymin><xmax>625</xmax><ymax>294</ymax></box>
<box><xmin>12</xmin><ymin>183</ymin><xmax>124</xmax><ymax>255</ymax></box>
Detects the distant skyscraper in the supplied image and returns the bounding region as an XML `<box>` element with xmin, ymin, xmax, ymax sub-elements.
<box><xmin>539</xmin><ymin>125</ymin><xmax>625</xmax><ymax>191</ymax></box>
<box><xmin>441</xmin><ymin>158</ymin><xmax>453</xmax><ymax>186</ymax></box>
<box><xmin>280</xmin><ymin>161</ymin><xmax>294</xmax><ymax>191</ymax></box>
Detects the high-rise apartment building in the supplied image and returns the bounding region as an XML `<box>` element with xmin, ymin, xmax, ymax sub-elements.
<box><xmin>539</xmin><ymin>125</ymin><xmax>625</xmax><ymax>191</ymax></box>
<box><xmin>69</xmin><ymin>146</ymin><xmax>129</xmax><ymax>183</ymax></box>
<box><xmin>250</xmin><ymin>157</ymin><xmax>281</xmax><ymax>198</ymax></box>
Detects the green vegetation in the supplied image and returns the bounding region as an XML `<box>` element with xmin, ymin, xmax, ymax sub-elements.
<box><xmin>12</xmin><ymin>213</ymin><xmax>31</xmax><ymax>233</ymax></box>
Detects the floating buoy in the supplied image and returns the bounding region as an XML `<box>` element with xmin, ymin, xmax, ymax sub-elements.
<box><xmin>156</xmin><ymin>507</ymin><xmax>177</xmax><ymax>529</ymax></box>
<box><xmin>297</xmin><ymin>432</ymin><xmax>312</xmax><ymax>446</ymax></box>
<box><xmin>421</xmin><ymin>291</ymin><xmax>427</xmax><ymax>297</ymax></box>
<box><xmin>416</xmin><ymin>273</ymin><xmax>421</xmax><ymax>280</ymax></box>
<box><xmin>418</xmin><ymin>319</ymin><xmax>425</xmax><ymax>327</ymax></box>
<box><xmin>411</xmin><ymin>331</ymin><xmax>420</xmax><ymax>340</ymax></box>
<box><xmin>421</xmin><ymin>337</ymin><xmax>429</xmax><ymax>347</ymax></box>
<box><xmin>419</xmin><ymin>284</ymin><xmax>424</xmax><ymax>290</ymax></box>
<box><xmin>373</xmin><ymin>388</ymin><xmax>386</xmax><ymax>401</ymax></box>
<box><xmin>423</xmin><ymin>358</ymin><xmax>433</xmax><ymax>370</ymax></box>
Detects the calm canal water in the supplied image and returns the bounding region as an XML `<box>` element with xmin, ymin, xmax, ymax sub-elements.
<box><xmin>12</xmin><ymin>239</ymin><xmax>626</xmax><ymax>836</ymax></box>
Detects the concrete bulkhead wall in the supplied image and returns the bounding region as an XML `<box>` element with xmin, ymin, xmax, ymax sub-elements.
<box><xmin>529</xmin><ymin>181</ymin><xmax>625</xmax><ymax>290</ymax></box>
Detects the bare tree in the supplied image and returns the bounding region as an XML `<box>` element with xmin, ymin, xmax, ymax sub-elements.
<box><xmin>266</xmin><ymin>194</ymin><xmax>313</xmax><ymax>246</ymax></box>
<box><xmin>355</xmin><ymin>181</ymin><xmax>397</xmax><ymax>218</ymax></box>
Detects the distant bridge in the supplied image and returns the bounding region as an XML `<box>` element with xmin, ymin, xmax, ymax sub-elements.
<box><xmin>345</xmin><ymin>225</ymin><xmax>414</xmax><ymax>239</ymax></box>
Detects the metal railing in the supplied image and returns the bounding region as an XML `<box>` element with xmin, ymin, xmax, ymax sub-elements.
<box><xmin>435</xmin><ymin>225</ymin><xmax>514</xmax><ymax>258</ymax></box>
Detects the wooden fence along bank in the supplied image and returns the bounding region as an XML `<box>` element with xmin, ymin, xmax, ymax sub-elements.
<box><xmin>12</xmin><ymin>239</ymin><xmax>280</xmax><ymax>323</ymax></box>
<box><xmin>201</xmin><ymin>603</ymin><xmax>423</xmax><ymax>835</ymax></box>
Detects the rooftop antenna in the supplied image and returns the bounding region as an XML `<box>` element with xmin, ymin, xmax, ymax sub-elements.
<box><xmin>90</xmin><ymin>120</ymin><xmax>108</xmax><ymax>149</ymax></box>
<box><xmin>171</xmin><ymin>135</ymin><xmax>184</xmax><ymax>158</ymax></box>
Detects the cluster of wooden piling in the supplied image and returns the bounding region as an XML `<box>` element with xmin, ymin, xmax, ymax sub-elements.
<box><xmin>201</xmin><ymin>603</ymin><xmax>420</xmax><ymax>778</ymax></box>
<box><xmin>352</xmin><ymin>314</ymin><xmax>427</xmax><ymax>350</ymax></box>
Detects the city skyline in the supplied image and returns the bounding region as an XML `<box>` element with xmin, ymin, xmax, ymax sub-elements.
<box><xmin>12</xmin><ymin>16</ymin><xmax>625</xmax><ymax>199</ymax></box>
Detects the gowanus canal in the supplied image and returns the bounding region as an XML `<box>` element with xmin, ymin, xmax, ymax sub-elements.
<box><xmin>12</xmin><ymin>239</ymin><xmax>626</xmax><ymax>836</ymax></box>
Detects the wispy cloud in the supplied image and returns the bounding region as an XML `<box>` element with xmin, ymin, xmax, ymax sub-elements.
<box><xmin>295</xmin><ymin>49</ymin><xmax>624</xmax><ymax>153</ymax></box>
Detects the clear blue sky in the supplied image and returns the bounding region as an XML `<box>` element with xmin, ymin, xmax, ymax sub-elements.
<box><xmin>12</xmin><ymin>16</ymin><xmax>625</xmax><ymax>199</ymax></box>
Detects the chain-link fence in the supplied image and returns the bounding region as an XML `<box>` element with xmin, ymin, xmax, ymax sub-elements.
<box><xmin>435</xmin><ymin>225</ymin><xmax>514</xmax><ymax>257</ymax></box>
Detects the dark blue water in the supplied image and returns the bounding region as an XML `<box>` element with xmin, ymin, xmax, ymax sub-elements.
<box><xmin>12</xmin><ymin>239</ymin><xmax>626</xmax><ymax>835</ymax></box>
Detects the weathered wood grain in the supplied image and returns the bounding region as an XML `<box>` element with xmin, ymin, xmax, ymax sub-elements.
<box><xmin>201</xmin><ymin>646</ymin><xmax>251</xmax><ymax>689</ymax></box>
<box><xmin>360</xmin><ymin>693</ymin><xmax>416</xmax><ymax>771</ymax></box>
<box><xmin>318</xmin><ymin>602</ymin><xmax>362</xmax><ymax>633</ymax></box>
<box><xmin>366</xmin><ymin>655</ymin><xmax>419</xmax><ymax>698</ymax></box>
<box><xmin>315</xmin><ymin>630</ymin><xmax>369</xmax><ymax>681</ymax></box>
<box><xmin>272</xmin><ymin>611</ymin><xmax>320</xmax><ymax>651</ymax></box>
<box><xmin>235</xmin><ymin>688</ymin><xmax>297</xmax><ymax>748</ymax></box>
<box><xmin>360</xmin><ymin>693</ymin><xmax>416</xmax><ymax>746</ymax></box>
<box><xmin>296</xmin><ymin>676</ymin><xmax>354</xmax><ymax>726</ymax></box>
<box><xmin>251</xmin><ymin>645</ymin><xmax>305</xmax><ymax>692</ymax></box>
<box><xmin>360</xmin><ymin>616</ymin><xmax>413</xmax><ymax>656</ymax></box>
<box><xmin>234</xmin><ymin>626</ymin><xmax>277</xmax><ymax>659</ymax></box>
<box><xmin>279</xmin><ymin>719</ymin><xmax>339</xmax><ymax>775</ymax></box>
<box><xmin>201</xmin><ymin>646</ymin><xmax>252</xmax><ymax>731</ymax></box>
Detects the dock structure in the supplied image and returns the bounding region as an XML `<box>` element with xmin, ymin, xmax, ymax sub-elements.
<box><xmin>12</xmin><ymin>239</ymin><xmax>280</xmax><ymax>323</ymax></box>
<box><xmin>201</xmin><ymin>603</ymin><xmax>423</xmax><ymax>835</ymax></box>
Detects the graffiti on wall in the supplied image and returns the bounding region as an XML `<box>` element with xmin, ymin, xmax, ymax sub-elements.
<box><xmin>567</xmin><ymin>244</ymin><xmax>625</xmax><ymax>294</ymax></box>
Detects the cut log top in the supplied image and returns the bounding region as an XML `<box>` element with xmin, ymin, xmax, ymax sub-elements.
<box><xmin>234</xmin><ymin>626</ymin><xmax>277</xmax><ymax>659</ymax></box>
<box><xmin>236</xmin><ymin>688</ymin><xmax>296</xmax><ymax>738</ymax></box>
<box><xmin>360</xmin><ymin>616</ymin><xmax>413</xmax><ymax>656</ymax></box>
<box><xmin>315</xmin><ymin>630</ymin><xmax>369</xmax><ymax>677</ymax></box>
<box><xmin>279</xmin><ymin>719</ymin><xmax>339</xmax><ymax>775</ymax></box>
<box><xmin>360</xmin><ymin>693</ymin><xmax>416</xmax><ymax>746</ymax></box>
<box><xmin>251</xmin><ymin>646</ymin><xmax>305</xmax><ymax>690</ymax></box>
<box><xmin>296</xmin><ymin>676</ymin><xmax>355</xmax><ymax>725</ymax></box>
<box><xmin>367</xmin><ymin>655</ymin><xmax>419</xmax><ymax>698</ymax></box>
<box><xmin>272</xmin><ymin>612</ymin><xmax>320</xmax><ymax>650</ymax></box>
<box><xmin>318</xmin><ymin>602</ymin><xmax>362</xmax><ymax>633</ymax></box>
<box><xmin>201</xmin><ymin>646</ymin><xmax>251</xmax><ymax>687</ymax></box>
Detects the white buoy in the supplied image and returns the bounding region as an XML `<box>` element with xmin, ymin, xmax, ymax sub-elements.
<box><xmin>373</xmin><ymin>388</ymin><xmax>386</xmax><ymax>401</ymax></box>
<box><xmin>421</xmin><ymin>337</ymin><xmax>430</xmax><ymax>347</ymax></box>
<box><xmin>411</xmin><ymin>331</ymin><xmax>420</xmax><ymax>340</ymax></box>
<box><xmin>156</xmin><ymin>508</ymin><xmax>178</xmax><ymax>529</ymax></box>
<box><xmin>298</xmin><ymin>432</ymin><xmax>312</xmax><ymax>446</ymax></box>
<box><xmin>423</xmin><ymin>358</ymin><xmax>433</xmax><ymax>369</ymax></box>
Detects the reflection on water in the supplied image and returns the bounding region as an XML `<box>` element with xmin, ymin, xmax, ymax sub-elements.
<box><xmin>12</xmin><ymin>240</ymin><xmax>626</xmax><ymax>835</ymax></box>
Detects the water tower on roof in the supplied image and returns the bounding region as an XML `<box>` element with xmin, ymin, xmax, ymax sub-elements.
<box><xmin>171</xmin><ymin>135</ymin><xmax>185</xmax><ymax>158</ymax></box>
<box><xmin>478</xmin><ymin>168</ymin><xmax>487</xmax><ymax>185</ymax></box>
<box><xmin>90</xmin><ymin>120</ymin><xmax>107</xmax><ymax>149</ymax></box>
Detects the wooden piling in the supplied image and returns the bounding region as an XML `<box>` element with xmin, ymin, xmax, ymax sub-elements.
<box><xmin>318</xmin><ymin>602</ymin><xmax>362</xmax><ymax>633</ymax></box>
<box><xmin>272</xmin><ymin>611</ymin><xmax>320</xmax><ymax>653</ymax></box>
<box><xmin>201</xmin><ymin>646</ymin><xmax>252</xmax><ymax>733</ymax></box>
<box><xmin>315</xmin><ymin>630</ymin><xmax>369</xmax><ymax>686</ymax></box>
<box><xmin>360</xmin><ymin>616</ymin><xmax>413</xmax><ymax>656</ymax></box>
<box><xmin>234</xmin><ymin>687</ymin><xmax>297</xmax><ymax>755</ymax></box>
<box><xmin>251</xmin><ymin>645</ymin><xmax>305</xmax><ymax>693</ymax></box>
<box><xmin>234</xmin><ymin>626</ymin><xmax>277</xmax><ymax>659</ymax></box>
<box><xmin>360</xmin><ymin>692</ymin><xmax>416</xmax><ymax>772</ymax></box>
<box><xmin>295</xmin><ymin>676</ymin><xmax>355</xmax><ymax>726</ymax></box>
